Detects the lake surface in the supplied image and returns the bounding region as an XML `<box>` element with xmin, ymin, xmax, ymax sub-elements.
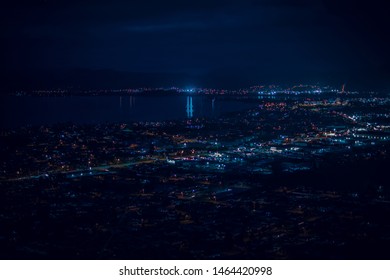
<box><xmin>0</xmin><ymin>95</ymin><xmax>256</xmax><ymax>129</ymax></box>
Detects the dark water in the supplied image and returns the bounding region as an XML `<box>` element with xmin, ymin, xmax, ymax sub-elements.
<box><xmin>0</xmin><ymin>95</ymin><xmax>255</xmax><ymax>128</ymax></box>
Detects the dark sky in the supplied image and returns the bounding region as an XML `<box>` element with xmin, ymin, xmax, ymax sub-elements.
<box><xmin>2</xmin><ymin>0</ymin><xmax>390</xmax><ymax>90</ymax></box>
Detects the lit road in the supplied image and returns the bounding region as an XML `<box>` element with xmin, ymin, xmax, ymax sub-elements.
<box><xmin>3</xmin><ymin>158</ymin><xmax>158</xmax><ymax>182</ymax></box>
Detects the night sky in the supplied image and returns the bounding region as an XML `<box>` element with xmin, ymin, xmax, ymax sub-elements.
<box><xmin>2</xmin><ymin>0</ymin><xmax>390</xmax><ymax>91</ymax></box>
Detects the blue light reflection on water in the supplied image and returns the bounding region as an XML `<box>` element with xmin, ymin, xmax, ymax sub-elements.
<box><xmin>0</xmin><ymin>95</ymin><xmax>255</xmax><ymax>129</ymax></box>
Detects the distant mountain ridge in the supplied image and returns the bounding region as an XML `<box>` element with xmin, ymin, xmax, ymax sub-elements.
<box><xmin>1</xmin><ymin>67</ymin><xmax>389</xmax><ymax>93</ymax></box>
<box><xmin>1</xmin><ymin>68</ymin><xmax>196</xmax><ymax>91</ymax></box>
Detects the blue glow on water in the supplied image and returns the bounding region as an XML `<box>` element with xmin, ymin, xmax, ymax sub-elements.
<box><xmin>0</xmin><ymin>95</ymin><xmax>255</xmax><ymax>128</ymax></box>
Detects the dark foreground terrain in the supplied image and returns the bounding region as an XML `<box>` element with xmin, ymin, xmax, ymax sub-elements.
<box><xmin>1</xmin><ymin>94</ymin><xmax>390</xmax><ymax>259</ymax></box>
